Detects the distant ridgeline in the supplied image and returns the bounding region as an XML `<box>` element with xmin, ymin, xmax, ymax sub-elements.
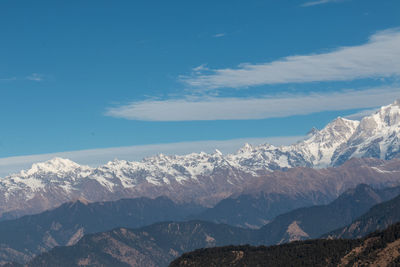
<box><xmin>1</xmin><ymin>183</ymin><xmax>400</xmax><ymax>267</ymax></box>
<box><xmin>170</xmin><ymin>222</ymin><xmax>400</xmax><ymax>267</ymax></box>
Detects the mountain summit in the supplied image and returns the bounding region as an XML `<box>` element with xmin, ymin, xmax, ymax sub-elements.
<box><xmin>332</xmin><ymin>100</ymin><xmax>400</xmax><ymax>165</ymax></box>
<box><xmin>21</xmin><ymin>157</ymin><xmax>85</xmax><ymax>176</ymax></box>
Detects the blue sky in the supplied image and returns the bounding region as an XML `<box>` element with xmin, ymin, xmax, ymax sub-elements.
<box><xmin>0</xmin><ymin>0</ymin><xmax>399</xmax><ymax>171</ymax></box>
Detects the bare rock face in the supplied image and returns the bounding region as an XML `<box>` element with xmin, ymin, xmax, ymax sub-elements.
<box><xmin>1</xmin><ymin>100</ymin><xmax>400</xmax><ymax>218</ymax></box>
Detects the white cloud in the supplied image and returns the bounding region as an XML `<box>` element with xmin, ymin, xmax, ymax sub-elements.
<box><xmin>181</xmin><ymin>29</ymin><xmax>400</xmax><ymax>89</ymax></box>
<box><xmin>0</xmin><ymin>136</ymin><xmax>302</xmax><ymax>177</ymax></box>
<box><xmin>192</xmin><ymin>64</ymin><xmax>209</xmax><ymax>73</ymax></box>
<box><xmin>301</xmin><ymin>0</ymin><xmax>344</xmax><ymax>7</ymax></box>
<box><xmin>105</xmin><ymin>87</ymin><xmax>399</xmax><ymax>121</ymax></box>
<box><xmin>213</xmin><ymin>33</ymin><xmax>226</xmax><ymax>38</ymax></box>
<box><xmin>26</xmin><ymin>73</ymin><xmax>44</xmax><ymax>82</ymax></box>
<box><xmin>0</xmin><ymin>77</ymin><xmax>16</xmax><ymax>82</ymax></box>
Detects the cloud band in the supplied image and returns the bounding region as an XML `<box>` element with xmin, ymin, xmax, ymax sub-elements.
<box><xmin>181</xmin><ymin>29</ymin><xmax>400</xmax><ymax>89</ymax></box>
<box><xmin>105</xmin><ymin>87</ymin><xmax>399</xmax><ymax>121</ymax></box>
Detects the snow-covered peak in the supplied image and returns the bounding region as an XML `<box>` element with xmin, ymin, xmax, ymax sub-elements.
<box><xmin>243</xmin><ymin>143</ymin><xmax>253</xmax><ymax>150</ymax></box>
<box><xmin>103</xmin><ymin>159</ymin><xmax>134</xmax><ymax>169</ymax></box>
<box><xmin>331</xmin><ymin>100</ymin><xmax>400</xmax><ymax>165</ymax></box>
<box><xmin>213</xmin><ymin>149</ymin><xmax>223</xmax><ymax>156</ymax></box>
<box><xmin>20</xmin><ymin>157</ymin><xmax>83</xmax><ymax>176</ymax></box>
<box><xmin>324</xmin><ymin>117</ymin><xmax>359</xmax><ymax>132</ymax></box>
<box><xmin>306</xmin><ymin>127</ymin><xmax>319</xmax><ymax>137</ymax></box>
<box><xmin>142</xmin><ymin>153</ymin><xmax>176</xmax><ymax>164</ymax></box>
<box><xmin>236</xmin><ymin>143</ymin><xmax>255</xmax><ymax>154</ymax></box>
<box><xmin>352</xmin><ymin>101</ymin><xmax>400</xmax><ymax>137</ymax></box>
<box><xmin>313</xmin><ymin>117</ymin><xmax>359</xmax><ymax>141</ymax></box>
<box><xmin>292</xmin><ymin>117</ymin><xmax>359</xmax><ymax>167</ymax></box>
<box><xmin>301</xmin><ymin>117</ymin><xmax>352</xmax><ymax>145</ymax></box>
<box><xmin>373</xmin><ymin>100</ymin><xmax>400</xmax><ymax>127</ymax></box>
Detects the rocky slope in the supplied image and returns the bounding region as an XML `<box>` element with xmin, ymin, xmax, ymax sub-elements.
<box><xmin>24</xmin><ymin>221</ymin><xmax>400</xmax><ymax>267</ymax></box>
<box><xmin>257</xmin><ymin>184</ymin><xmax>400</xmax><ymax>244</ymax></box>
<box><xmin>1</xmin><ymin>100</ymin><xmax>400</xmax><ymax>218</ymax></box>
<box><xmin>170</xmin><ymin>222</ymin><xmax>400</xmax><ymax>267</ymax></box>
<box><xmin>193</xmin><ymin>158</ymin><xmax>400</xmax><ymax>228</ymax></box>
<box><xmin>325</xmin><ymin>191</ymin><xmax>400</xmax><ymax>239</ymax></box>
<box><xmin>191</xmin><ymin>184</ymin><xmax>400</xmax><ymax>228</ymax></box>
<box><xmin>26</xmin><ymin>221</ymin><xmax>256</xmax><ymax>267</ymax></box>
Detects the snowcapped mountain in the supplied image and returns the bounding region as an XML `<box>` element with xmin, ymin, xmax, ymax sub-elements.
<box><xmin>293</xmin><ymin>117</ymin><xmax>360</xmax><ymax>167</ymax></box>
<box><xmin>227</xmin><ymin>116</ymin><xmax>360</xmax><ymax>173</ymax></box>
<box><xmin>1</xmin><ymin>100</ymin><xmax>400</xmax><ymax>218</ymax></box>
<box><xmin>332</xmin><ymin>99</ymin><xmax>400</xmax><ymax>165</ymax></box>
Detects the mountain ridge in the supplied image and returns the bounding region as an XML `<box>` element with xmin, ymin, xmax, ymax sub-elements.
<box><xmin>324</xmin><ymin>191</ymin><xmax>400</xmax><ymax>239</ymax></box>
<box><xmin>1</xmin><ymin>100</ymin><xmax>400</xmax><ymax>218</ymax></box>
<box><xmin>0</xmin><ymin>196</ymin><xmax>204</xmax><ymax>264</ymax></box>
<box><xmin>169</xmin><ymin>222</ymin><xmax>400</xmax><ymax>267</ymax></box>
<box><xmin>1</xmin><ymin>183</ymin><xmax>400</xmax><ymax>264</ymax></box>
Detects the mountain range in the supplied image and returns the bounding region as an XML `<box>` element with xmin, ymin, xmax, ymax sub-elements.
<box><xmin>1</xmin><ymin>100</ymin><xmax>400</xmax><ymax>219</ymax></box>
<box><xmin>192</xmin><ymin>158</ymin><xmax>400</xmax><ymax>228</ymax></box>
<box><xmin>23</xmin><ymin>221</ymin><xmax>255</xmax><ymax>267</ymax></box>
<box><xmin>257</xmin><ymin>184</ymin><xmax>400</xmax><ymax>244</ymax></box>
<box><xmin>0</xmin><ymin>197</ymin><xmax>204</xmax><ymax>264</ymax></box>
<box><xmin>3</xmin><ymin>182</ymin><xmax>400</xmax><ymax>266</ymax></box>
<box><xmin>19</xmin><ymin>186</ymin><xmax>400</xmax><ymax>267</ymax></box>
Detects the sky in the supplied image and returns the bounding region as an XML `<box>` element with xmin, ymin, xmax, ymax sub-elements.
<box><xmin>0</xmin><ymin>0</ymin><xmax>400</xmax><ymax>174</ymax></box>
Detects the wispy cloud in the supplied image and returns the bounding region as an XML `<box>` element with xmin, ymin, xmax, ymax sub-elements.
<box><xmin>301</xmin><ymin>0</ymin><xmax>345</xmax><ymax>7</ymax></box>
<box><xmin>0</xmin><ymin>77</ymin><xmax>17</xmax><ymax>82</ymax></box>
<box><xmin>26</xmin><ymin>73</ymin><xmax>44</xmax><ymax>82</ymax></box>
<box><xmin>0</xmin><ymin>136</ymin><xmax>302</xmax><ymax>177</ymax></box>
<box><xmin>192</xmin><ymin>64</ymin><xmax>209</xmax><ymax>73</ymax></box>
<box><xmin>213</xmin><ymin>33</ymin><xmax>226</xmax><ymax>38</ymax></box>
<box><xmin>0</xmin><ymin>73</ymin><xmax>46</xmax><ymax>82</ymax></box>
<box><xmin>105</xmin><ymin>87</ymin><xmax>399</xmax><ymax>121</ymax></box>
<box><xmin>181</xmin><ymin>28</ymin><xmax>400</xmax><ymax>90</ymax></box>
